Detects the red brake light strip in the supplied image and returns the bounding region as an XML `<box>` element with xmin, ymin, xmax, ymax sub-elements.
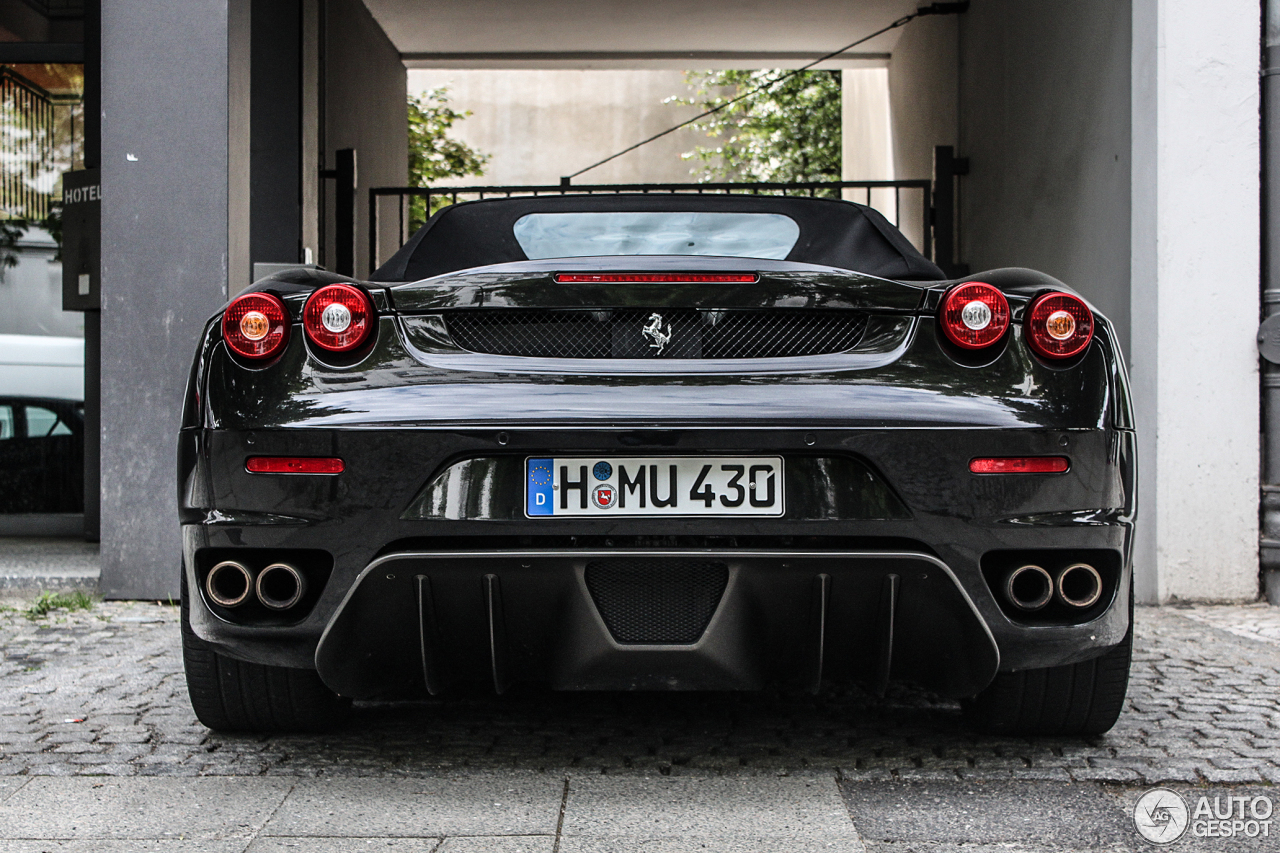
<box><xmin>554</xmin><ymin>273</ymin><xmax>759</xmax><ymax>283</ymax></box>
<box><xmin>246</xmin><ymin>456</ymin><xmax>345</xmax><ymax>474</ymax></box>
<box><xmin>969</xmin><ymin>456</ymin><xmax>1069</xmax><ymax>474</ymax></box>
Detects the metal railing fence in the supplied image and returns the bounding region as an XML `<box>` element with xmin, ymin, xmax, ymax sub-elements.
<box><xmin>0</xmin><ymin>67</ymin><xmax>83</xmax><ymax>222</ymax></box>
<box><xmin>367</xmin><ymin>179</ymin><xmax>933</xmax><ymax>273</ymax></box>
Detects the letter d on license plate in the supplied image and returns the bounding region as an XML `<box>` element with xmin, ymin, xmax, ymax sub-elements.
<box><xmin>526</xmin><ymin>456</ymin><xmax>784</xmax><ymax>518</ymax></box>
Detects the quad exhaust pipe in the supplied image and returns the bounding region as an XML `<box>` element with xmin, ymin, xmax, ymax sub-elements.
<box><xmin>205</xmin><ymin>560</ymin><xmax>254</xmax><ymax>608</ymax></box>
<box><xmin>255</xmin><ymin>562</ymin><xmax>306</xmax><ymax>611</ymax></box>
<box><xmin>1002</xmin><ymin>562</ymin><xmax>1103</xmax><ymax>612</ymax></box>
<box><xmin>1055</xmin><ymin>562</ymin><xmax>1103</xmax><ymax>609</ymax></box>
<box><xmin>1003</xmin><ymin>564</ymin><xmax>1054</xmax><ymax>611</ymax></box>
<box><xmin>204</xmin><ymin>560</ymin><xmax>305</xmax><ymax>610</ymax></box>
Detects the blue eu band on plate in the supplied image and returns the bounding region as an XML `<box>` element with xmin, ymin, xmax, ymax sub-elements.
<box><xmin>526</xmin><ymin>456</ymin><xmax>784</xmax><ymax>517</ymax></box>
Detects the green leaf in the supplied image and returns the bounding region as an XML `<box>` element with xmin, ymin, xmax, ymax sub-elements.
<box><xmin>673</xmin><ymin>70</ymin><xmax>842</xmax><ymax>187</ymax></box>
<box><xmin>407</xmin><ymin>88</ymin><xmax>490</xmax><ymax>230</ymax></box>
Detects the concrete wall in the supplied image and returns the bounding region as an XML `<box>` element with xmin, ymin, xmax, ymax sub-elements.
<box><xmin>100</xmin><ymin>0</ymin><xmax>249</xmax><ymax>598</ymax></box>
<box><xmin>841</xmin><ymin>68</ymin><xmax>906</xmax><ymax>241</ymax></box>
<box><xmin>958</xmin><ymin>1</ymin><xmax>1132</xmax><ymax>355</ymax></box>
<box><xmin>374</xmin><ymin>0</ymin><xmax>916</xmax><ymax>61</ymax></box>
<box><xmin>406</xmin><ymin>69</ymin><xmax>704</xmax><ymax>187</ymax></box>
<box><xmin>889</xmin><ymin>0</ymin><xmax>1260</xmax><ymax>602</ymax></box>
<box><xmin>890</xmin><ymin>0</ymin><xmax>1131</xmax><ymax>348</ymax></box>
<box><xmin>887</xmin><ymin>3</ymin><xmax>1130</xmax><ymax>352</ymax></box>
<box><xmin>887</xmin><ymin>15</ymin><xmax>958</xmax><ymax>199</ymax></box>
<box><xmin>1131</xmin><ymin>0</ymin><xmax>1260</xmax><ymax>603</ymax></box>
<box><xmin>322</xmin><ymin>0</ymin><xmax>406</xmax><ymax>278</ymax></box>
<box><xmin>886</xmin><ymin>15</ymin><xmax>957</xmax><ymax>253</ymax></box>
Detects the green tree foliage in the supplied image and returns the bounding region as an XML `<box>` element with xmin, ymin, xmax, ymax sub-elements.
<box><xmin>674</xmin><ymin>70</ymin><xmax>842</xmax><ymax>187</ymax></box>
<box><xmin>0</xmin><ymin>208</ymin><xmax>61</xmax><ymax>275</ymax></box>
<box><xmin>407</xmin><ymin>88</ymin><xmax>489</xmax><ymax>228</ymax></box>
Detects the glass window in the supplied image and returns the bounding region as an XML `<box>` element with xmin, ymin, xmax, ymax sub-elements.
<box><xmin>513</xmin><ymin>212</ymin><xmax>800</xmax><ymax>261</ymax></box>
<box><xmin>0</xmin><ymin>63</ymin><xmax>85</xmax><ymax>222</ymax></box>
<box><xmin>0</xmin><ymin>406</ymin><xmax>12</xmax><ymax>440</ymax></box>
<box><xmin>25</xmin><ymin>406</ymin><xmax>61</xmax><ymax>437</ymax></box>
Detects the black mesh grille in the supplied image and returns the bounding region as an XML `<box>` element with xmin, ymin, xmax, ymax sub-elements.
<box><xmin>444</xmin><ymin>309</ymin><xmax>866</xmax><ymax>359</ymax></box>
<box><xmin>584</xmin><ymin>559</ymin><xmax>729</xmax><ymax>644</ymax></box>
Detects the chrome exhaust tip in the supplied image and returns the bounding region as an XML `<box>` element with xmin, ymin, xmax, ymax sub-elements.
<box><xmin>1056</xmin><ymin>562</ymin><xmax>1103</xmax><ymax>608</ymax></box>
<box><xmin>255</xmin><ymin>562</ymin><xmax>306</xmax><ymax>611</ymax></box>
<box><xmin>1003</xmin><ymin>564</ymin><xmax>1054</xmax><ymax>611</ymax></box>
<box><xmin>205</xmin><ymin>560</ymin><xmax>254</xmax><ymax>608</ymax></box>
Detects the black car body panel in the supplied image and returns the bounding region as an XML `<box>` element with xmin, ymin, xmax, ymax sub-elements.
<box><xmin>179</xmin><ymin>196</ymin><xmax>1135</xmax><ymax>706</ymax></box>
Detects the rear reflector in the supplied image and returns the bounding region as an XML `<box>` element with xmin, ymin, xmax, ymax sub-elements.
<box><xmin>554</xmin><ymin>273</ymin><xmax>759</xmax><ymax>283</ymax></box>
<box><xmin>969</xmin><ymin>456</ymin><xmax>1069</xmax><ymax>474</ymax></box>
<box><xmin>246</xmin><ymin>456</ymin><xmax>345</xmax><ymax>474</ymax></box>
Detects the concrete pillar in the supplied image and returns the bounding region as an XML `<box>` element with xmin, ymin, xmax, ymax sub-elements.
<box><xmin>840</xmin><ymin>68</ymin><xmax>897</xmax><ymax>226</ymax></box>
<box><xmin>99</xmin><ymin>0</ymin><xmax>250</xmax><ymax>597</ymax></box>
<box><xmin>1130</xmin><ymin>0</ymin><xmax>1260</xmax><ymax>602</ymax></box>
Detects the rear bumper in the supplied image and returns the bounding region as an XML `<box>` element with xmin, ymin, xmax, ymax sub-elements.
<box><xmin>180</xmin><ymin>423</ymin><xmax>1135</xmax><ymax>699</ymax></box>
<box><xmin>314</xmin><ymin>549</ymin><xmax>999</xmax><ymax>699</ymax></box>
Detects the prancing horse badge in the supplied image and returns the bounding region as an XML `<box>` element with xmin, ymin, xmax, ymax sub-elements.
<box><xmin>643</xmin><ymin>312</ymin><xmax>672</xmax><ymax>355</ymax></box>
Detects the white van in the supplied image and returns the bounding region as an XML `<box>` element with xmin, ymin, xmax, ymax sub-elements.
<box><xmin>0</xmin><ymin>334</ymin><xmax>84</xmax><ymax>400</ymax></box>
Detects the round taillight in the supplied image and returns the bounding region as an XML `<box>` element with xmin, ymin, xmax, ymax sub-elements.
<box><xmin>222</xmin><ymin>292</ymin><xmax>289</xmax><ymax>360</ymax></box>
<box><xmin>1025</xmin><ymin>292</ymin><xmax>1094</xmax><ymax>359</ymax></box>
<box><xmin>939</xmin><ymin>282</ymin><xmax>1010</xmax><ymax>350</ymax></box>
<box><xmin>303</xmin><ymin>283</ymin><xmax>375</xmax><ymax>353</ymax></box>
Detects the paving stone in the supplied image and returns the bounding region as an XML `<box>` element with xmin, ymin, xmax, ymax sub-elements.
<box><xmin>1199</xmin><ymin>765</ymin><xmax>1267</xmax><ymax>784</ymax></box>
<box><xmin>562</xmin><ymin>774</ymin><xmax>861</xmax><ymax>850</ymax></box>
<box><xmin>841</xmin><ymin>779</ymin><xmax>1128</xmax><ymax>849</ymax></box>
<box><xmin>0</xmin><ymin>777</ymin><xmax>292</xmax><ymax>839</ymax></box>
<box><xmin>249</xmin><ymin>841</ymin><xmax>446</xmax><ymax>853</ymax></box>
<box><xmin>0</xmin><ymin>843</ymin><xmax>244</xmax><ymax>852</ymax></box>
<box><xmin>264</xmin><ymin>774</ymin><xmax>564</xmax><ymax>837</ymax></box>
<box><xmin>0</xmin><ymin>599</ymin><xmax>1279</xmax><ymax>799</ymax></box>
<box><xmin>435</xmin><ymin>838</ymin><xmax>553</xmax><ymax>853</ymax></box>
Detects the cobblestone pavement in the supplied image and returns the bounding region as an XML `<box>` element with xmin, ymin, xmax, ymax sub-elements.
<box><xmin>1182</xmin><ymin>602</ymin><xmax>1280</xmax><ymax>647</ymax></box>
<box><xmin>0</xmin><ymin>601</ymin><xmax>1277</xmax><ymax>784</ymax></box>
<box><xmin>0</xmin><ymin>599</ymin><xmax>1277</xmax><ymax>850</ymax></box>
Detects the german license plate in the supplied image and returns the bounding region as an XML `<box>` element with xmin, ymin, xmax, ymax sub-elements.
<box><xmin>526</xmin><ymin>456</ymin><xmax>784</xmax><ymax>517</ymax></box>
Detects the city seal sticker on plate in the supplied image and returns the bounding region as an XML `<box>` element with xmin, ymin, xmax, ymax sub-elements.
<box><xmin>525</xmin><ymin>456</ymin><xmax>784</xmax><ymax>518</ymax></box>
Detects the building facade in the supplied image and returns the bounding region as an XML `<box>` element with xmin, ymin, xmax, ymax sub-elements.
<box><xmin>1</xmin><ymin>0</ymin><xmax>1266</xmax><ymax>604</ymax></box>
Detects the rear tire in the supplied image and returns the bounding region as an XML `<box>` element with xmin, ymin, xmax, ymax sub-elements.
<box><xmin>181</xmin><ymin>566</ymin><xmax>351</xmax><ymax>733</ymax></box>
<box><xmin>964</xmin><ymin>605</ymin><xmax>1132</xmax><ymax>736</ymax></box>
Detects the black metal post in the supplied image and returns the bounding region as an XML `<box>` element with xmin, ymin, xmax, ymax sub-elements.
<box><xmin>932</xmin><ymin>145</ymin><xmax>968</xmax><ymax>278</ymax></box>
<box><xmin>1260</xmin><ymin>0</ymin><xmax>1280</xmax><ymax>603</ymax></box>
<box><xmin>368</xmin><ymin>188</ymin><xmax>378</xmax><ymax>272</ymax></box>
<box><xmin>334</xmin><ymin>147</ymin><xmax>356</xmax><ymax>276</ymax></box>
<box><xmin>83</xmin><ymin>0</ymin><xmax>101</xmax><ymax>541</ymax></box>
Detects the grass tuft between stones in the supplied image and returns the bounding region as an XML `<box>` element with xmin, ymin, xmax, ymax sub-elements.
<box><xmin>24</xmin><ymin>590</ymin><xmax>97</xmax><ymax>619</ymax></box>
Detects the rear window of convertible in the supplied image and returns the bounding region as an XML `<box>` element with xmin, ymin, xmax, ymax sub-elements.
<box><xmin>512</xmin><ymin>211</ymin><xmax>801</xmax><ymax>261</ymax></box>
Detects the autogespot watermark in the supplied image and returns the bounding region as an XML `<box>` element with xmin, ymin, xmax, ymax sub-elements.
<box><xmin>1133</xmin><ymin>788</ymin><xmax>1274</xmax><ymax>844</ymax></box>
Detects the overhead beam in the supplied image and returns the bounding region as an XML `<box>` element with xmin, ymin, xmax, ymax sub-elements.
<box><xmin>0</xmin><ymin>43</ymin><xmax>84</xmax><ymax>62</ymax></box>
<box><xmin>401</xmin><ymin>51</ymin><xmax>890</xmax><ymax>70</ymax></box>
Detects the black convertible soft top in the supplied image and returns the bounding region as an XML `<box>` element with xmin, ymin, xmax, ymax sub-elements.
<box><xmin>370</xmin><ymin>194</ymin><xmax>944</xmax><ymax>283</ymax></box>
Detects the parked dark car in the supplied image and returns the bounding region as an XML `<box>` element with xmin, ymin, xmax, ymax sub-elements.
<box><xmin>178</xmin><ymin>194</ymin><xmax>1135</xmax><ymax>735</ymax></box>
<box><xmin>0</xmin><ymin>396</ymin><xmax>84</xmax><ymax>513</ymax></box>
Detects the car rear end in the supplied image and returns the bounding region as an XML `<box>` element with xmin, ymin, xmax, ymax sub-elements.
<box><xmin>178</xmin><ymin>257</ymin><xmax>1135</xmax><ymax>729</ymax></box>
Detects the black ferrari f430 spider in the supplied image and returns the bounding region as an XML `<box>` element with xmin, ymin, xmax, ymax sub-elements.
<box><xmin>178</xmin><ymin>194</ymin><xmax>1135</xmax><ymax>734</ymax></box>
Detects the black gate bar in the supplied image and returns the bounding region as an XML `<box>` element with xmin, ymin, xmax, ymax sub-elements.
<box><xmin>367</xmin><ymin>179</ymin><xmax>936</xmax><ymax>274</ymax></box>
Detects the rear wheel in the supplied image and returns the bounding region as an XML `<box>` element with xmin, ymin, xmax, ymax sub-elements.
<box><xmin>964</xmin><ymin>608</ymin><xmax>1132</xmax><ymax>736</ymax></box>
<box><xmin>181</xmin><ymin>567</ymin><xmax>351</xmax><ymax>733</ymax></box>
